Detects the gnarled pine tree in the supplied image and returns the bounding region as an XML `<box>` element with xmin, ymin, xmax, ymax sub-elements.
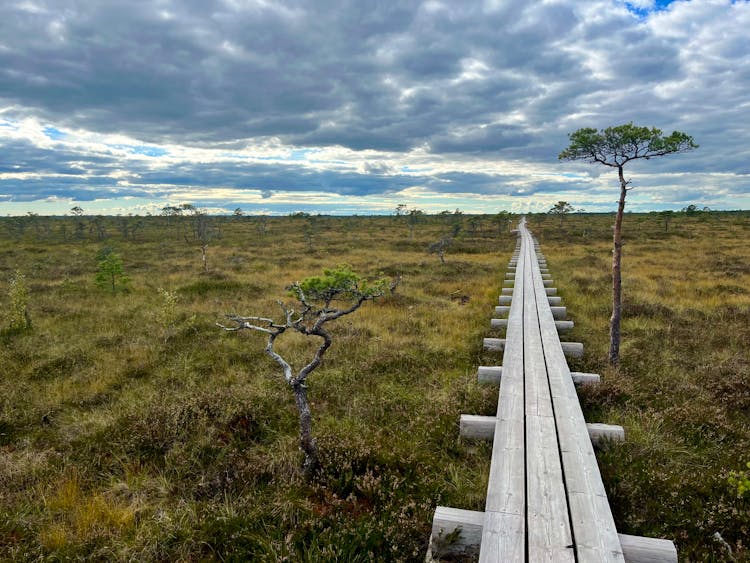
<box><xmin>219</xmin><ymin>265</ymin><xmax>384</xmax><ymax>479</ymax></box>
<box><xmin>559</xmin><ymin>123</ymin><xmax>697</xmax><ymax>365</ymax></box>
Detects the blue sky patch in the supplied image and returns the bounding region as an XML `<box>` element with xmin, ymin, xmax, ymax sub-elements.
<box><xmin>625</xmin><ymin>0</ymin><xmax>677</xmax><ymax>17</ymax></box>
<box><xmin>43</xmin><ymin>126</ymin><xmax>66</xmax><ymax>140</ymax></box>
<box><xmin>130</xmin><ymin>146</ymin><xmax>168</xmax><ymax>157</ymax></box>
<box><xmin>111</xmin><ymin>144</ymin><xmax>168</xmax><ymax>157</ymax></box>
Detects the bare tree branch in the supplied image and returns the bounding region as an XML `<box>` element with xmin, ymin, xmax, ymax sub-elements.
<box><xmin>266</xmin><ymin>331</ymin><xmax>294</xmax><ymax>383</ymax></box>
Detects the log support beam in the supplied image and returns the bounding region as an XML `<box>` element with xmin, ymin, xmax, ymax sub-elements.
<box><xmin>428</xmin><ymin>507</ymin><xmax>677</xmax><ymax>563</ymax></box>
<box><xmin>477</xmin><ymin>366</ymin><xmax>600</xmax><ymax>386</ymax></box>
<box><xmin>491</xmin><ymin>318</ymin><xmax>573</xmax><ymax>332</ymax></box>
<box><xmin>460</xmin><ymin>415</ymin><xmax>623</xmax><ymax>445</ymax></box>
<box><xmin>483</xmin><ymin>338</ymin><xmax>583</xmax><ymax>357</ymax></box>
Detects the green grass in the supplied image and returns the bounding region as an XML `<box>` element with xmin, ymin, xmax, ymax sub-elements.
<box><xmin>0</xmin><ymin>211</ymin><xmax>748</xmax><ymax>561</ymax></box>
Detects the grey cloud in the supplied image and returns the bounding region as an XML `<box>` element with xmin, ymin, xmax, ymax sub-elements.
<box><xmin>0</xmin><ymin>0</ymin><xmax>748</xmax><ymax>211</ymax></box>
<box><xmin>0</xmin><ymin>139</ymin><xmax>122</xmax><ymax>176</ymax></box>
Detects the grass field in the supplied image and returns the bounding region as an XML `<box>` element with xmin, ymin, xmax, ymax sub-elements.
<box><xmin>0</xmin><ymin>211</ymin><xmax>748</xmax><ymax>561</ymax></box>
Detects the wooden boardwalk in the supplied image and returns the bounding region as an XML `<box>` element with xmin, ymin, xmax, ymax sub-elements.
<box><xmin>428</xmin><ymin>219</ymin><xmax>677</xmax><ymax>563</ymax></box>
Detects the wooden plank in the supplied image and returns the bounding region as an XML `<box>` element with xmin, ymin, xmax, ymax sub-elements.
<box><xmin>484</xmin><ymin>415</ymin><xmax>525</xmax><ymax>514</ymax></box>
<box><xmin>521</xmin><ymin>230</ymin><xmax>574</xmax><ymax>561</ymax></box>
<box><xmin>432</xmin><ymin>509</ymin><xmax>676</xmax><ymax>563</ymax></box>
<box><xmin>526</xmin><ymin>415</ymin><xmax>575</xmax><ymax>562</ymax></box>
<box><xmin>561</xmin><ymin>342</ymin><xmax>584</xmax><ymax>357</ymax></box>
<box><xmin>483</xmin><ymin>338</ymin><xmax>505</xmax><ymax>351</ymax></box>
<box><xmin>523</xmin><ymin>251</ymin><xmax>552</xmax><ymax>419</ymax></box>
<box><xmin>457</xmin><ymin>415</ymin><xmax>625</xmax><ymax>447</ymax></box>
<box><xmin>479</xmin><ymin>511</ymin><xmax>525</xmax><ymax>563</ymax></box>
<box><xmin>480</xmin><ymin>224</ymin><xmax>526</xmax><ymax>558</ymax></box>
<box><xmin>571</xmin><ymin>372</ymin><xmax>601</xmax><ymax>385</ymax></box>
<box><xmin>619</xmin><ymin>534</ymin><xmax>678</xmax><ymax>563</ymax></box>
<box><xmin>527</xmin><ymin>236</ymin><xmax>625</xmax><ymax>563</ymax></box>
<box><xmin>460</xmin><ymin>414</ymin><xmax>496</xmax><ymax>440</ymax></box>
<box><xmin>490</xmin><ymin>318</ymin><xmax>508</xmax><ymax>329</ymax></box>
<box><xmin>477</xmin><ymin>366</ymin><xmax>502</xmax><ymax>385</ymax></box>
<box><xmin>550</xmin><ymin>306</ymin><xmax>567</xmax><ymax>319</ymax></box>
<box><xmin>586</xmin><ymin>423</ymin><xmax>625</xmax><ymax>444</ymax></box>
<box><xmin>430</xmin><ymin>506</ymin><xmax>484</xmax><ymax>559</ymax></box>
<box><xmin>480</xmin><ymin>368</ymin><xmax>601</xmax><ymax>387</ymax></box>
<box><xmin>494</xmin><ymin>318</ymin><xmax>572</xmax><ymax>332</ymax></box>
<box><xmin>568</xmin><ymin>492</ymin><xmax>625</xmax><ymax>562</ymax></box>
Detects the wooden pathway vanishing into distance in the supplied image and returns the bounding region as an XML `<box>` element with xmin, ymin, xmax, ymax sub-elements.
<box><xmin>428</xmin><ymin>219</ymin><xmax>677</xmax><ymax>563</ymax></box>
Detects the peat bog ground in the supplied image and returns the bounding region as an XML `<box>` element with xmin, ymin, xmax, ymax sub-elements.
<box><xmin>0</xmin><ymin>211</ymin><xmax>748</xmax><ymax>561</ymax></box>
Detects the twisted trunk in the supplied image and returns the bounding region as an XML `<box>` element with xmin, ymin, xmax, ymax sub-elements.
<box><xmin>292</xmin><ymin>380</ymin><xmax>319</xmax><ymax>478</ymax></box>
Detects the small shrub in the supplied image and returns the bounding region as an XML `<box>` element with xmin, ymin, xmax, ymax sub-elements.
<box><xmin>7</xmin><ymin>270</ymin><xmax>31</xmax><ymax>330</ymax></box>
<box><xmin>154</xmin><ymin>287</ymin><xmax>179</xmax><ymax>341</ymax></box>
<box><xmin>94</xmin><ymin>248</ymin><xmax>130</xmax><ymax>293</ymax></box>
<box><xmin>728</xmin><ymin>462</ymin><xmax>750</xmax><ymax>498</ymax></box>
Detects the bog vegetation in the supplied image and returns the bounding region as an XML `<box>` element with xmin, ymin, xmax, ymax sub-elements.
<box><xmin>0</xmin><ymin>210</ymin><xmax>748</xmax><ymax>561</ymax></box>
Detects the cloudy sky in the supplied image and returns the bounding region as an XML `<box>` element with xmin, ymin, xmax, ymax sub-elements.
<box><xmin>0</xmin><ymin>0</ymin><xmax>748</xmax><ymax>216</ymax></box>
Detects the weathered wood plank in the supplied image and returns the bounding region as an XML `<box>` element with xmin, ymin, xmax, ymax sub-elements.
<box><xmin>477</xmin><ymin>365</ymin><xmax>502</xmax><ymax>384</ymax></box>
<box><xmin>586</xmin><ymin>423</ymin><xmax>625</xmax><ymax>444</ymax></box>
<box><xmin>479</xmin><ymin>511</ymin><xmax>525</xmax><ymax>563</ymax></box>
<box><xmin>490</xmin><ymin>318</ymin><xmax>508</xmax><ymax>329</ymax></box>
<box><xmin>460</xmin><ymin>414</ymin><xmax>495</xmax><ymax>440</ymax></box>
<box><xmin>458</xmin><ymin>415</ymin><xmax>624</xmax><ymax>446</ymax></box>
<box><xmin>528</xmin><ymin>236</ymin><xmax>626</xmax><ymax>563</ymax></box>
<box><xmin>524</xmin><ymin>265</ymin><xmax>553</xmax><ymax>419</ymax></box>
<box><xmin>550</xmin><ymin>306</ymin><xmax>567</xmax><ymax>319</ymax></box>
<box><xmin>431</xmin><ymin>509</ymin><xmax>676</xmax><ymax>563</ymax></box>
<box><xmin>478</xmin><ymin>367</ymin><xmax>599</xmax><ymax>387</ymax></box>
<box><xmin>483</xmin><ymin>337</ymin><xmax>505</xmax><ymax>351</ymax></box>
<box><xmin>480</xmin><ymin>223</ymin><xmax>527</xmax><ymax>558</ymax></box>
<box><xmin>522</xmin><ymin>230</ymin><xmax>574</xmax><ymax>560</ymax></box>
<box><xmin>430</xmin><ymin>506</ymin><xmax>484</xmax><ymax>559</ymax></box>
<box><xmin>618</xmin><ymin>534</ymin><xmax>678</xmax><ymax>563</ymax></box>
<box><xmin>561</xmin><ymin>341</ymin><xmax>584</xmax><ymax>357</ymax></box>
<box><xmin>492</xmin><ymin>318</ymin><xmax>573</xmax><ymax>332</ymax></box>
<box><xmin>571</xmin><ymin>371</ymin><xmax>601</xmax><ymax>385</ymax></box>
